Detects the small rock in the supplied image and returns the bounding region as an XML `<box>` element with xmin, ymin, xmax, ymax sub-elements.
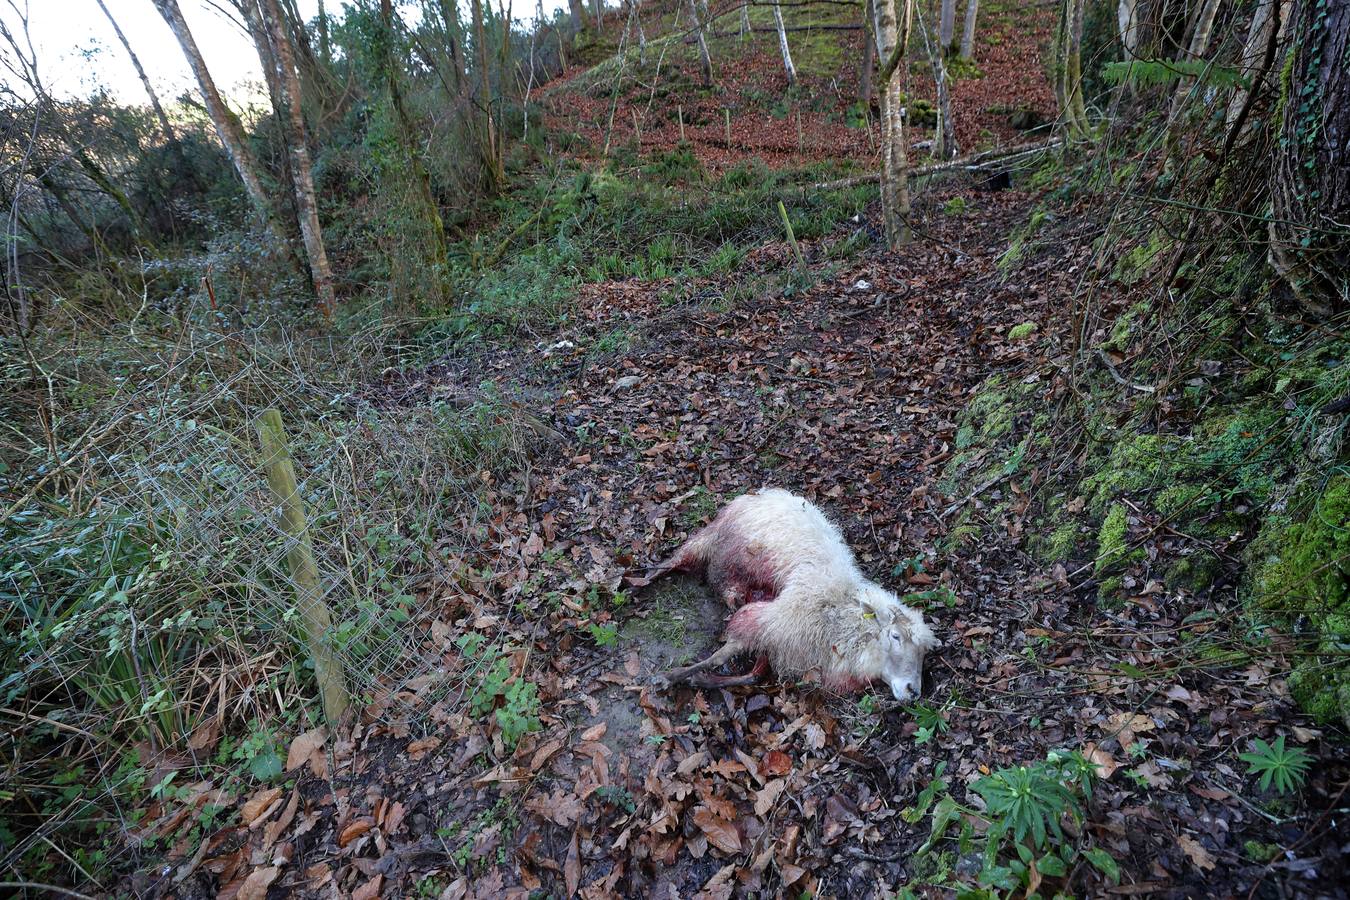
<box><xmin>614</xmin><ymin>375</ymin><xmax>642</xmax><ymax>391</ymax></box>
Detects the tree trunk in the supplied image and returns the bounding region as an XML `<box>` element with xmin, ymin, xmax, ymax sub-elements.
<box><xmin>1054</xmin><ymin>0</ymin><xmax>1088</xmax><ymax>138</ymax></box>
<box><xmin>878</xmin><ymin>0</ymin><xmax>914</xmax><ymax>247</ymax></box>
<box><xmin>1270</xmin><ymin>0</ymin><xmax>1349</xmax><ymax>317</ymax></box>
<box><xmin>473</xmin><ymin>0</ymin><xmax>506</xmax><ymax>188</ymax></box>
<box><xmin>959</xmin><ymin>0</ymin><xmax>978</xmax><ymax>59</ymax></box>
<box><xmin>1167</xmin><ymin>0</ymin><xmax>1224</xmax><ymax>124</ymax></box>
<box><xmin>627</xmin><ymin>0</ymin><xmax>647</xmax><ymax>61</ymax></box>
<box><xmin>773</xmin><ymin>3</ymin><xmax>797</xmax><ymax>86</ymax></box>
<box><xmin>259</xmin><ymin>0</ymin><xmax>337</xmax><ymax>315</ymax></box>
<box><xmin>741</xmin><ymin>2</ymin><xmax>751</xmax><ymax>40</ymax></box>
<box><xmin>569</xmin><ymin>0</ymin><xmax>588</xmax><ymax>32</ymax></box>
<box><xmin>437</xmin><ymin>0</ymin><xmax>467</xmax><ymax>92</ymax></box>
<box><xmin>861</xmin><ymin>0</ymin><xmax>876</xmax><ymax>103</ymax></box>
<box><xmin>380</xmin><ymin>0</ymin><xmax>448</xmax><ymax>301</ymax></box>
<box><xmin>318</xmin><ymin>0</ymin><xmax>331</xmax><ymax>65</ymax></box>
<box><xmin>95</xmin><ymin>0</ymin><xmax>177</xmax><ymax>144</ymax></box>
<box><xmin>1225</xmin><ymin>0</ymin><xmax>1284</xmax><ymax>127</ymax></box>
<box><xmin>1116</xmin><ymin>0</ymin><xmax>1139</xmax><ymax>58</ymax></box>
<box><xmin>152</xmin><ymin>0</ymin><xmax>290</xmax><ymax>251</ymax></box>
<box><xmin>688</xmin><ymin>0</ymin><xmax>715</xmax><ymax>86</ymax></box>
<box><xmin>939</xmin><ymin>0</ymin><xmax>956</xmax><ymax>51</ymax></box>
<box><xmin>592</xmin><ymin>0</ymin><xmax>603</xmax><ymax>28</ymax></box>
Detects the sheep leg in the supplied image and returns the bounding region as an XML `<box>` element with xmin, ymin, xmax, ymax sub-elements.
<box><xmin>684</xmin><ymin>652</ymin><xmax>770</xmax><ymax>688</ymax></box>
<box><xmin>662</xmin><ymin>638</ymin><xmax>747</xmax><ymax>687</ymax></box>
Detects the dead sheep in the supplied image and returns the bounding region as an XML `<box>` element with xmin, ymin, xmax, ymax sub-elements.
<box><xmin>652</xmin><ymin>488</ymin><xmax>938</xmax><ymax>700</ymax></box>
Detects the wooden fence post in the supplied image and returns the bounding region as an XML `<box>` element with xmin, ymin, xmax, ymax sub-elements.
<box><xmin>256</xmin><ymin>408</ymin><xmax>350</xmax><ymax>724</ymax></box>
<box><xmin>777</xmin><ymin>200</ymin><xmax>806</xmax><ymax>274</ymax></box>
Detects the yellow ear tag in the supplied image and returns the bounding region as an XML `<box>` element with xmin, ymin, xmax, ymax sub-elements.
<box><xmin>862</xmin><ymin>611</ymin><xmax>876</xmax><ymax>620</ymax></box>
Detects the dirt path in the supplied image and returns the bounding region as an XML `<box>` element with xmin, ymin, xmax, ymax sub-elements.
<box><xmin>212</xmin><ymin>188</ymin><xmax>1345</xmax><ymax>900</ymax></box>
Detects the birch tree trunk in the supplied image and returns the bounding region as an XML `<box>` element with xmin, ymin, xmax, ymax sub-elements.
<box><xmin>741</xmin><ymin>3</ymin><xmax>751</xmax><ymax>40</ymax></box>
<box><xmin>878</xmin><ymin>0</ymin><xmax>914</xmax><ymax>247</ymax></box>
<box><xmin>939</xmin><ymin>0</ymin><xmax>956</xmax><ymax>51</ymax></box>
<box><xmin>259</xmin><ymin>0</ymin><xmax>337</xmax><ymax>315</ymax></box>
<box><xmin>95</xmin><ymin>0</ymin><xmax>177</xmax><ymax>144</ymax></box>
<box><xmin>152</xmin><ymin>0</ymin><xmax>290</xmax><ymax>250</ymax></box>
<box><xmin>1167</xmin><ymin>0</ymin><xmax>1224</xmax><ymax>124</ymax></box>
<box><xmin>689</xmin><ymin>0</ymin><xmax>715</xmax><ymax>86</ymax></box>
<box><xmin>959</xmin><ymin>0</ymin><xmax>978</xmax><ymax>59</ymax></box>
<box><xmin>592</xmin><ymin>0</ymin><xmax>603</xmax><ymax>28</ymax></box>
<box><xmin>1225</xmin><ymin>0</ymin><xmax>1284</xmax><ymax>127</ymax></box>
<box><xmin>773</xmin><ymin>3</ymin><xmax>797</xmax><ymax>86</ymax></box>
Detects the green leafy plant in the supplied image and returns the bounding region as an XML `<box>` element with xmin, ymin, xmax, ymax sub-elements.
<box><xmin>1239</xmin><ymin>736</ymin><xmax>1311</xmax><ymax>795</ymax></box>
<box><xmin>907</xmin><ymin>750</ymin><xmax>1119</xmax><ymax>894</ymax></box>
<box><xmin>906</xmin><ymin>700</ymin><xmax>952</xmax><ymax>745</ymax></box>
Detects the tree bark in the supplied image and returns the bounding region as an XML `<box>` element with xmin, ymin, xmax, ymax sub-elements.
<box><xmin>742</xmin><ymin>2</ymin><xmax>752</xmax><ymax>40</ymax></box>
<box><xmin>689</xmin><ymin>0</ymin><xmax>715</xmax><ymax>86</ymax></box>
<box><xmin>1270</xmin><ymin>0</ymin><xmax>1349</xmax><ymax>317</ymax></box>
<box><xmin>592</xmin><ymin>0</ymin><xmax>603</xmax><ymax>28</ymax></box>
<box><xmin>1054</xmin><ymin>0</ymin><xmax>1088</xmax><ymax>138</ymax></box>
<box><xmin>152</xmin><ymin>0</ymin><xmax>291</xmax><ymax>251</ymax></box>
<box><xmin>939</xmin><ymin>0</ymin><xmax>956</xmax><ymax>51</ymax></box>
<box><xmin>473</xmin><ymin>0</ymin><xmax>506</xmax><ymax>188</ymax></box>
<box><xmin>95</xmin><ymin>0</ymin><xmax>177</xmax><ymax>144</ymax></box>
<box><xmin>1225</xmin><ymin>0</ymin><xmax>1284</xmax><ymax>127</ymax></box>
<box><xmin>318</xmin><ymin>0</ymin><xmax>331</xmax><ymax>65</ymax></box>
<box><xmin>436</xmin><ymin>0</ymin><xmax>467</xmax><ymax>92</ymax></box>
<box><xmin>258</xmin><ymin>0</ymin><xmax>336</xmax><ymax>315</ymax></box>
<box><xmin>877</xmin><ymin>0</ymin><xmax>914</xmax><ymax>247</ymax></box>
<box><xmin>861</xmin><ymin>0</ymin><xmax>876</xmax><ymax>103</ymax></box>
<box><xmin>569</xmin><ymin>0</ymin><xmax>588</xmax><ymax>32</ymax></box>
<box><xmin>380</xmin><ymin>0</ymin><xmax>449</xmax><ymax>300</ymax></box>
<box><xmin>773</xmin><ymin>3</ymin><xmax>797</xmax><ymax>86</ymax></box>
<box><xmin>959</xmin><ymin>0</ymin><xmax>978</xmax><ymax>59</ymax></box>
<box><xmin>1167</xmin><ymin>0</ymin><xmax>1224</xmax><ymax>124</ymax></box>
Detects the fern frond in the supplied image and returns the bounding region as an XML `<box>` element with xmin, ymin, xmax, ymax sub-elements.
<box><xmin>1104</xmin><ymin>59</ymin><xmax>1249</xmax><ymax>91</ymax></box>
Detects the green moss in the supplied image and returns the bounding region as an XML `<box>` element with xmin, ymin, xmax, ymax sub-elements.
<box><xmin>1095</xmin><ymin>503</ymin><xmax>1133</xmax><ymax>574</ymax></box>
<box><xmin>1165</xmin><ymin>554</ymin><xmax>1222</xmax><ymax>591</ymax></box>
<box><xmin>1254</xmin><ymin>476</ymin><xmax>1350</xmax><ymax>613</ymax></box>
<box><xmin>1082</xmin><ymin>433</ymin><xmax>1174</xmax><ymax>514</ymax></box>
<box><xmin>1243</xmin><ymin>841</ymin><xmax>1281</xmax><ymax>863</ymax></box>
<box><xmin>1007</xmin><ymin>321</ymin><xmax>1038</xmax><ymax>340</ymax></box>
<box><xmin>1041</xmin><ymin>521</ymin><xmax>1081</xmax><ymax>563</ymax></box>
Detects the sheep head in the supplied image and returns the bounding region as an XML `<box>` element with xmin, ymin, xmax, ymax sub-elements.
<box><xmin>860</xmin><ymin>588</ymin><xmax>939</xmax><ymax>701</ymax></box>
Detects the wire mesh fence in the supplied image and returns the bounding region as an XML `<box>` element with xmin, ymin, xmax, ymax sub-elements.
<box><xmin>0</xmin><ymin>321</ymin><xmax>535</xmax><ymax>884</ymax></box>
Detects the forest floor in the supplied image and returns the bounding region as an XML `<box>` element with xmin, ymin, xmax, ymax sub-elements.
<box><xmin>118</xmin><ymin>4</ymin><xmax>1348</xmax><ymax>899</ymax></box>
<box><xmin>166</xmin><ymin>183</ymin><xmax>1348</xmax><ymax>899</ymax></box>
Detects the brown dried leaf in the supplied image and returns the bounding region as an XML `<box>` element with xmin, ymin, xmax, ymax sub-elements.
<box><xmin>754</xmin><ymin>778</ymin><xmax>786</xmax><ymax>817</ymax></box>
<box><xmin>564</xmin><ymin>828</ymin><xmax>581</xmax><ymax>897</ymax></box>
<box><xmin>352</xmin><ymin>874</ymin><xmax>383</xmax><ymax>900</ymax></box>
<box><xmin>759</xmin><ymin>750</ymin><xmax>792</xmax><ymax>778</ymax></box>
<box><xmin>338</xmin><ymin>817</ymin><xmax>375</xmax><ymax>848</ymax></box>
<box><xmin>691</xmin><ymin>807</ymin><xmax>741</xmax><ymax>855</ymax></box>
<box><xmin>579</xmin><ymin>722</ymin><xmax>607</xmax><ymax>742</ymax></box>
<box><xmin>1178</xmin><ymin>834</ymin><xmax>1215</xmax><ymax>871</ymax></box>
<box><xmin>286</xmin><ymin>727</ymin><xmax>327</xmax><ymax>772</ymax></box>
<box><xmin>235</xmin><ymin>865</ymin><xmax>279</xmax><ymax>900</ymax></box>
<box><xmin>239</xmin><ymin>787</ymin><xmax>281</xmax><ymax>826</ymax></box>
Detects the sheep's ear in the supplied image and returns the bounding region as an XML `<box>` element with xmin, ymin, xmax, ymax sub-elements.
<box><xmin>860</xmin><ymin>596</ymin><xmax>892</xmax><ymax>624</ymax></box>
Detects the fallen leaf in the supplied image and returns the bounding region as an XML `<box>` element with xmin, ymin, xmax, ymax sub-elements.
<box><xmin>692</xmin><ymin>807</ymin><xmax>741</xmax><ymax>855</ymax></box>
<box><xmin>579</xmin><ymin>722</ymin><xmax>607</xmax><ymax>742</ymax></box>
<box><xmin>529</xmin><ymin>738</ymin><xmax>564</xmax><ymax>773</ymax></box>
<box><xmin>286</xmin><ymin>727</ymin><xmax>327</xmax><ymax>772</ymax></box>
<box><xmin>760</xmin><ymin>750</ymin><xmax>792</xmax><ymax>778</ymax></box>
<box><xmin>352</xmin><ymin>874</ymin><xmax>383</xmax><ymax>900</ymax></box>
<box><xmin>406</xmin><ymin>736</ymin><xmax>441</xmax><ymax>760</ymax></box>
<box><xmin>564</xmin><ymin>828</ymin><xmax>581</xmax><ymax>897</ymax></box>
<box><xmin>338</xmin><ymin>817</ymin><xmax>375</xmax><ymax>848</ymax></box>
<box><xmin>236</xmin><ymin>865</ymin><xmax>279</xmax><ymax>900</ymax></box>
<box><xmin>1178</xmin><ymin>834</ymin><xmax>1215</xmax><ymax>871</ymax></box>
<box><xmin>239</xmin><ymin>787</ymin><xmax>281</xmax><ymax>826</ymax></box>
<box><xmin>754</xmin><ymin>778</ymin><xmax>786</xmax><ymax>817</ymax></box>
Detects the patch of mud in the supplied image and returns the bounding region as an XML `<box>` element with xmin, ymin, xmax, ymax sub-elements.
<box><xmin>585</xmin><ymin>577</ymin><xmax>726</xmax><ymax>759</ymax></box>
